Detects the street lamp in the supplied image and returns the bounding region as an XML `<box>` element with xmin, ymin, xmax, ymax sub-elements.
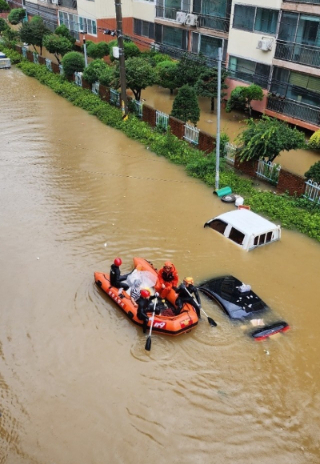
<box><xmin>81</xmin><ymin>31</ymin><xmax>88</xmax><ymax>68</ymax></box>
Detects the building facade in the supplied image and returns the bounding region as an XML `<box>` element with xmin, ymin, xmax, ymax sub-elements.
<box><xmin>22</xmin><ymin>0</ymin><xmax>320</xmax><ymax>130</ymax></box>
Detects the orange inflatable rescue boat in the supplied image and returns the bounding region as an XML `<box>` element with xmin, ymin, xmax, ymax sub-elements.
<box><xmin>94</xmin><ymin>257</ymin><xmax>199</xmax><ymax>336</ymax></box>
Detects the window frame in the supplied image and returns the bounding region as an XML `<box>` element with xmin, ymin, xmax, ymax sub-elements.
<box><xmin>233</xmin><ymin>4</ymin><xmax>279</xmax><ymax>35</ymax></box>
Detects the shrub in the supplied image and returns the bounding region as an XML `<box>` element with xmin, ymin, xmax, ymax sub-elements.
<box><xmin>55</xmin><ymin>24</ymin><xmax>76</xmax><ymax>45</ymax></box>
<box><xmin>62</xmin><ymin>51</ymin><xmax>85</xmax><ymax>77</ymax></box>
<box><xmin>0</xmin><ymin>17</ymin><xmax>9</xmax><ymax>34</ymax></box>
<box><xmin>8</xmin><ymin>8</ymin><xmax>25</xmax><ymax>25</ymax></box>
<box><xmin>171</xmin><ymin>85</ymin><xmax>200</xmax><ymax>125</ymax></box>
<box><xmin>86</xmin><ymin>41</ymin><xmax>109</xmax><ymax>59</ymax></box>
<box><xmin>308</xmin><ymin>129</ymin><xmax>320</xmax><ymax>150</ymax></box>
<box><xmin>109</xmin><ymin>40</ymin><xmax>140</xmax><ymax>61</ymax></box>
<box><xmin>0</xmin><ymin>0</ymin><xmax>10</xmax><ymax>12</ymax></box>
<box><xmin>305</xmin><ymin>161</ymin><xmax>320</xmax><ymax>183</ymax></box>
<box><xmin>82</xmin><ymin>59</ymin><xmax>109</xmax><ymax>84</ymax></box>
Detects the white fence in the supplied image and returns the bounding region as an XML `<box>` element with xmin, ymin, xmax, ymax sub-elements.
<box><xmin>74</xmin><ymin>72</ymin><xmax>82</xmax><ymax>87</ymax></box>
<box><xmin>92</xmin><ymin>81</ymin><xmax>100</xmax><ymax>95</ymax></box>
<box><xmin>156</xmin><ymin>110</ymin><xmax>169</xmax><ymax>130</ymax></box>
<box><xmin>304</xmin><ymin>180</ymin><xmax>320</xmax><ymax>203</ymax></box>
<box><xmin>133</xmin><ymin>100</ymin><xmax>143</xmax><ymax>118</ymax></box>
<box><xmin>184</xmin><ymin>123</ymin><xmax>199</xmax><ymax>145</ymax></box>
<box><xmin>224</xmin><ymin>142</ymin><xmax>237</xmax><ymax>165</ymax></box>
<box><xmin>45</xmin><ymin>58</ymin><xmax>52</xmax><ymax>72</ymax></box>
<box><xmin>33</xmin><ymin>52</ymin><xmax>39</xmax><ymax>65</ymax></box>
<box><xmin>256</xmin><ymin>159</ymin><xmax>281</xmax><ymax>185</ymax></box>
<box><xmin>110</xmin><ymin>88</ymin><xmax>120</xmax><ymax>106</ymax></box>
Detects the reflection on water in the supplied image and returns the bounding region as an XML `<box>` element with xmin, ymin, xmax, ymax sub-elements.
<box><xmin>0</xmin><ymin>67</ymin><xmax>320</xmax><ymax>464</ymax></box>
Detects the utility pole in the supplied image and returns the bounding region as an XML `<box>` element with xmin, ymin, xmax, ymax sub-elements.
<box><xmin>114</xmin><ymin>0</ymin><xmax>128</xmax><ymax>120</ymax></box>
<box><xmin>215</xmin><ymin>47</ymin><xmax>222</xmax><ymax>191</ymax></box>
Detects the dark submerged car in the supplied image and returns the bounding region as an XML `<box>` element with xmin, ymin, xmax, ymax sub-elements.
<box><xmin>199</xmin><ymin>275</ymin><xmax>289</xmax><ymax>340</ymax></box>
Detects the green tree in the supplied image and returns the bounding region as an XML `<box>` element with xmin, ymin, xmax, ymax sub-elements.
<box><xmin>43</xmin><ymin>34</ymin><xmax>73</xmax><ymax>64</ymax></box>
<box><xmin>0</xmin><ymin>0</ymin><xmax>10</xmax><ymax>12</ymax></box>
<box><xmin>156</xmin><ymin>60</ymin><xmax>178</xmax><ymax>94</ymax></box>
<box><xmin>8</xmin><ymin>8</ymin><xmax>25</xmax><ymax>25</ymax></box>
<box><xmin>226</xmin><ymin>84</ymin><xmax>263</xmax><ymax>115</ymax></box>
<box><xmin>86</xmin><ymin>41</ymin><xmax>109</xmax><ymax>59</ymax></box>
<box><xmin>19</xmin><ymin>16</ymin><xmax>50</xmax><ymax>55</ymax></box>
<box><xmin>175</xmin><ymin>53</ymin><xmax>207</xmax><ymax>87</ymax></box>
<box><xmin>55</xmin><ymin>24</ymin><xmax>75</xmax><ymax>45</ymax></box>
<box><xmin>305</xmin><ymin>161</ymin><xmax>320</xmax><ymax>183</ymax></box>
<box><xmin>114</xmin><ymin>56</ymin><xmax>156</xmax><ymax>100</ymax></box>
<box><xmin>82</xmin><ymin>59</ymin><xmax>112</xmax><ymax>84</ymax></box>
<box><xmin>194</xmin><ymin>67</ymin><xmax>228</xmax><ymax>112</ymax></box>
<box><xmin>236</xmin><ymin>116</ymin><xmax>306</xmax><ymax>163</ymax></box>
<box><xmin>308</xmin><ymin>129</ymin><xmax>320</xmax><ymax>150</ymax></box>
<box><xmin>171</xmin><ymin>84</ymin><xmax>200</xmax><ymax>125</ymax></box>
<box><xmin>62</xmin><ymin>51</ymin><xmax>85</xmax><ymax>78</ymax></box>
<box><xmin>0</xmin><ymin>17</ymin><xmax>9</xmax><ymax>34</ymax></box>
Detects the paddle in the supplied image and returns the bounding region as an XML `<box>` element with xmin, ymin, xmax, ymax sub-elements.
<box><xmin>184</xmin><ymin>285</ymin><xmax>217</xmax><ymax>327</ymax></box>
<box><xmin>145</xmin><ymin>298</ymin><xmax>157</xmax><ymax>351</ymax></box>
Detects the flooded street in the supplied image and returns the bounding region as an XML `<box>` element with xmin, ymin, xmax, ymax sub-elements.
<box><xmin>1</xmin><ymin>67</ymin><xmax>320</xmax><ymax>464</ymax></box>
<box><xmin>142</xmin><ymin>85</ymin><xmax>320</xmax><ymax>177</ymax></box>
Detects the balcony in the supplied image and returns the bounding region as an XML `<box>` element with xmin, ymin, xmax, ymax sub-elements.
<box><xmin>275</xmin><ymin>41</ymin><xmax>320</xmax><ymax>68</ymax></box>
<box><xmin>267</xmin><ymin>97</ymin><xmax>320</xmax><ymax>126</ymax></box>
<box><xmin>197</xmin><ymin>14</ymin><xmax>229</xmax><ymax>33</ymax></box>
<box><xmin>58</xmin><ymin>0</ymin><xmax>77</xmax><ymax>9</ymax></box>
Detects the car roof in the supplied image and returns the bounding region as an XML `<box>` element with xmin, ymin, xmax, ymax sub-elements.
<box><xmin>211</xmin><ymin>209</ymin><xmax>280</xmax><ymax>235</ymax></box>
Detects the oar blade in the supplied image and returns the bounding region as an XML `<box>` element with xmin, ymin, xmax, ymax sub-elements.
<box><xmin>145</xmin><ymin>336</ymin><xmax>152</xmax><ymax>351</ymax></box>
<box><xmin>208</xmin><ymin>317</ymin><xmax>217</xmax><ymax>327</ymax></box>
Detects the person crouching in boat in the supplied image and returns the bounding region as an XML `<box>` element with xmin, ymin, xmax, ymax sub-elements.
<box><xmin>173</xmin><ymin>277</ymin><xmax>201</xmax><ymax>318</ymax></box>
<box><xmin>155</xmin><ymin>261</ymin><xmax>179</xmax><ymax>299</ymax></box>
<box><xmin>110</xmin><ymin>257</ymin><xmax>129</xmax><ymax>295</ymax></box>
<box><xmin>137</xmin><ymin>289</ymin><xmax>159</xmax><ymax>333</ymax></box>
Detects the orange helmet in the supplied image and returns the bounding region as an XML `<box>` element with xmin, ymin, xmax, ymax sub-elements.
<box><xmin>114</xmin><ymin>258</ymin><xmax>122</xmax><ymax>266</ymax></box>
<box><xmin>183</xmin><ymin>277</ymin><xmax>194</xmax><ymax>285</ymax></box>
<box><xmin>140</xmin><ymin>289</ymin><xmax>151</xmax><ymax>298</ymax></box>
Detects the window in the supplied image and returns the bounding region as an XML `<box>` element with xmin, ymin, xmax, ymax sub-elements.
<box><xmin>229</xmin><ymin>228</ymin><xmax>245</xmax><ymax>245</ymax></box>
<box><xmin>193</xmin><ymin>0</ymin><xmax>230</xmax><ymax>32</ymax></box>
<box><xmin>233</xmin><ymin>5</ymin><xmax>279</xmax><ymax>35</ymax></box>
<box><xmin>163</xmin><ymin>25</ymin><xmax>183</xmax><ymax>47</ymax></box>
<box><xmin>79</xmin><ymin>17</ymin><xmax>97</xmax><ymax>35</ymax></box>
<box><xmin>229</xmin><ymin>56</ymin><xmax>270</xmax><ymax>88</ymax></box>
<box><xmin>207</xmin><ymin>219</ymin><xmax>228</xmax><ymax>235</ymax></box>
<box><xmin>192</xmin><ymin>33</ymin><xmax>222</xmax><ymax>59</ymax></box>
<box><xmin>156</xmin><ymin>0</ymin><xmax>190</xmax><ymax>20</ymax></box>
<box><xmin>134</xmin><ymin>19</ymin><xmax>155</xmax><ymax>39</ymax></box>
<box><xmin>279</xmin><ymin>12</ymin><xmax>320</xmax><ymax>46</ymax></box>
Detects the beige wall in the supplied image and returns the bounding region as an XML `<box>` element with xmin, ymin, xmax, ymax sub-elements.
<box><xmin>232</xmin><ymin>0</ymin><xmax>281</xmax><ymax>7</ymax></box>
<box><xmin>132</xmin><ymin>0</ymin><xmax>156</xmax><ymax>22</ymax></box>
<box><xmin>228</xmin><ymin>29</ymin><xmax>275</xmax><ymax>64</ymax></box>
<box><xmin>77</xmin><ymin>0</ymin><xmax>134</xmax><ymax>21</ymax></box>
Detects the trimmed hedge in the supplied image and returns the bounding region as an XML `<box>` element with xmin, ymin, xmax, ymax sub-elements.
<box><xmin>16</xmin><ymin>61</ymin><xmax>320</xmax><ymax>242</ymax></box>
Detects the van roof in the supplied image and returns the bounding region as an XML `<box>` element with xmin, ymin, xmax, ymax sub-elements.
<box><xmin>214</xmin><ymin>209</ymin><xmax>280</xmax><ymax>235</ymax></box>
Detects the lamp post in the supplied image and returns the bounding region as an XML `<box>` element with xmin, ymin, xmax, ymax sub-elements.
<box><xmin>82</xmin><ymin>33</ymin><xmax>88</xmax><ymax>68</ymax></box>
<box><xmin>215</xmin><ymin>47</ymin><xmax>222</xmax><ymax>191</ymax></box>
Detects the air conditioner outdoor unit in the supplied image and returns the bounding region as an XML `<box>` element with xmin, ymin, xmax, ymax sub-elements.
<box><xmin>176</xmin><ymin>11</ymin><xmax>187</xmax><ymax>24</ymax></box>
<box><xmin>185</xmin><ymin>13</ymin><xmax>198</xmax><ymax>26</ymax></box>
<box><xmin>257</xmin><ymin>39</ymin><xmax>272</xmax><ymax>51</ymax></box>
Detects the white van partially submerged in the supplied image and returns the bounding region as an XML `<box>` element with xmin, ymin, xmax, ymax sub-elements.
<box><xmin>204</xmin><ymin>209</ymin><xmax>281</xmax><ymax>251</ymax></box>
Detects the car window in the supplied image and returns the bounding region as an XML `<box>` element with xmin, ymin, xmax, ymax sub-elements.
<box><xmin>208</xmin><ymin>219</ymin><xmax>228</xmax><ymax>234</ymax></box>
<box><xmin>228</xmin><ymin>227</ymin><xmax>245</xmax><ymax>245</ymax></box>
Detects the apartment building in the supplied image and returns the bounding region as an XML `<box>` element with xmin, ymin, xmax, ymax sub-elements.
<box><xmin>21</xmin><ymin>0</ymin><xmax>320</xmax><ymax>130</ymax></box>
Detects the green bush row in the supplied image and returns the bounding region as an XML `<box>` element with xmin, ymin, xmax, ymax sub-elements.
<box><xmin>16</xmin><ymin>61</ymin><xmax>320</xmax><ymax>242</ymax></box>
<box><xmin>0</xmin><ymin>44</ymin><xmax>24</xmax><ymax>64</ymax></box>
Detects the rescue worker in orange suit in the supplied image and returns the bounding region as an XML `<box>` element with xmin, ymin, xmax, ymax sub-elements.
<box><xmin>136</xmin><ymin>289</ymin><xmax>159</xmax><ymax>333</ymax></box>
<box><xmin>110</xmin><ymin>257</ymin><xmax>129</xmax><ymax>294</ymax></box>
<box><xmin>173</xmin><ymin>277</ymin><xmax>201</xmax><ymax>318</ymax></box>
<box><xmin>155</xmin><ymin>261</ymin><xmax>179</xmax><ymax>299</ymax></box>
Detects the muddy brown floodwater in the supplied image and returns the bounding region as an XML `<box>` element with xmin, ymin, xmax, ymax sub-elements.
<box><xmin>0</xmin><ymin>67</ymin><xmax>320</xmax><ymax>464</ymax></box>
<box><xmin>142</xmin><ymin>85</ymin><xmax>320</xmax><ymax>177</ymax></box>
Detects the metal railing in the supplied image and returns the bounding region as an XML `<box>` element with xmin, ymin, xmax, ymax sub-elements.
<box><xmin>256</xmin><ymin>160</ymin><xmax>281</xmax><ymax>185</ymax></box>
<box><xmin>184</xmin><ymin>123</ymin><xmax>199</xmax><ymax>145</ymax></box>
<box><xmin>156</xmin><ymin>110</ymin><xmax>169</xmax><ymax>130</ymax></box>
<box><xmin>304</xmin><ymin>180</ymin><xmax>320</xmax><ymax>203</ymax></box>
<box><xmin>110</xmin><ymin>88</ymin><xmax>120</xmax><ymax>106</ymax></box>
<box><xmin>267</xmin><ymin>97</ymin><xmax>320</xmax><ymax>126</ymax></box>
<box><xmin>22</xmin><ymin>46</ymin><xmax>27</xmax><ymax>58</ymax></box>
<box><xmin>92</xmin><ymin>82</ymin><xmax>99</xmax><ymax>95</ymax></box>
<box><xmin>45</xmin><ymin>58</ymin><xmax>52</xmax><ymax>72</ymax></box>
<box><xmin>59</xmin><ymin>64</ymin><xmax>63</xmax><ymax>75</ymax></box>
<box><xmin>74</xmin><ymin>72</ymin><xmax>82</xmax><ymax>87</ymax></box>
<box><xmin>33</xmin><ymin>52</ymin><xmax>39</xmax><ymax>64</ymax></box>
<box><xmin>58</xmin><ymin>0</ymin><xmax>77</xmax><ymax>9</ymax></box>
<box><xmin>275</xmin><ymin>41</ymin><xmax>320</xmax><ymax>68</ymax></box>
